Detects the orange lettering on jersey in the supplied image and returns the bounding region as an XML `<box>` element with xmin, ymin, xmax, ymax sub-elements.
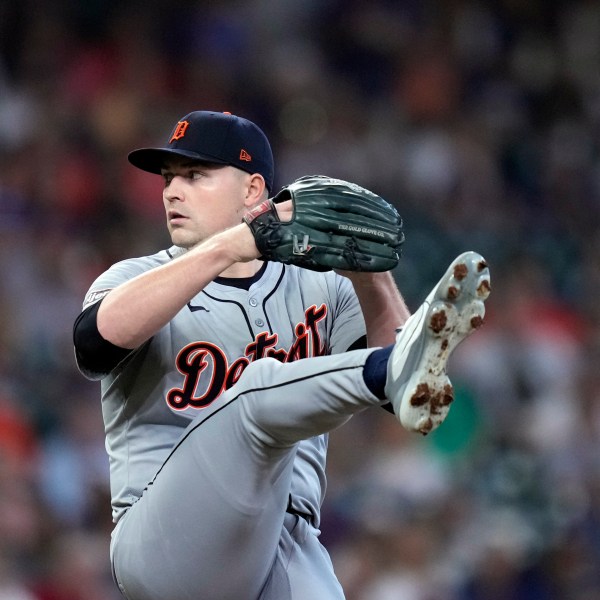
<box><xmin>239</xmin><ymin>149</ymin><xmax>252</xmax><ymax>162</ymax></box>
<box><xmin>225</xmin><ymin>357</ymin><xmax>249</xmax><ymax>389</ymax></box>
<box><xmin>167</xmin><ymin>343</ymin><xmax>228</xmax><ymax>410</ymax></box>
<box><xmin>167</xmin><ymin>304</ymin><xmax>328</xmax><ymax>411</ymax></box>
<box><xmin>169</xmin><ymin>120</ymin><xmax>190</xmax><ymax>143</ymax></box>
<box><xmin>290</xmin><ymin>305</ymin><xmax>327</xmax><ymax>359</ymax></box>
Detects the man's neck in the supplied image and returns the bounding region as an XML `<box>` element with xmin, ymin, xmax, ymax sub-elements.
<box><xmin>171</xmin><ymin>243</ymin><xmax>264</xmax><ymax>280</ymax></box>
<box><xmin>218</xmin><ymin>259</ymin><xmax>264</xmax><ymax>279</ymax></box>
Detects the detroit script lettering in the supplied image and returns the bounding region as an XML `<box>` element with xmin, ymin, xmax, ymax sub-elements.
<box><xmin>167</xmin><ymin>305</ymin><xmax>327</xmax><ymax>410</ymax></box>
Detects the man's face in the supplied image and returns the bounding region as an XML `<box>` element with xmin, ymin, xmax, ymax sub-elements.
<box><xmin>160</xmin><ymin>160</ymin><xmax>251</xmax><ymax>248</ymax></box>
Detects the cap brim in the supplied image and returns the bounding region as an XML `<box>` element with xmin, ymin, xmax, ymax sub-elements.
<box><xmin>127</xmin><ymin>147</ymin><xmax>228</xmax><ymax>174</ymax></box>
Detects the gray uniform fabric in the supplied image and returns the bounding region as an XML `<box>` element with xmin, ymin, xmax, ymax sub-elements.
<box><xmin>77</xmin><ymin>246</ymin><xmax>384</xmax><ymax>600</ymax></box>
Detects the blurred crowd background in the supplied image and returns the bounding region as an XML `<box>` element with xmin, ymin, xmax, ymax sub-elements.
<box><xmin>1</xmin><ymin>0</ymin><xmax>599</xmax><ymax>598</ymax></box>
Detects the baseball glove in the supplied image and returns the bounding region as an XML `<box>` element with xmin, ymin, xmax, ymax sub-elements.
<box><xmin>243</xmin><ymin>175</ymin><xmax>404</xmax><ymax>272</ymax></box>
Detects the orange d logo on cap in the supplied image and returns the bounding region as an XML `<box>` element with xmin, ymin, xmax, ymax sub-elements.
<box><xmin>169</xmin><ymin>120</ymin><xmax>190</xmax><ymax>143</ymax></box>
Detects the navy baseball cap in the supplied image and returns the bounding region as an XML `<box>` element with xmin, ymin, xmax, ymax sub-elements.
<box><xmin>128</xmin><ymin>111</ymin><xmax>274</xmax><ymax>191</ymax></box>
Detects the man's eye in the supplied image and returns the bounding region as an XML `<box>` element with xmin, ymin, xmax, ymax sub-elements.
<box><xmin>163</xmin><ymin>174</ymin><xmax>173</xmax><ymax>185</ymax></box>
<box><xmin>190</xmin><ymin>171</ymin><xmax>203</xmax><ymax>180</ymax></box>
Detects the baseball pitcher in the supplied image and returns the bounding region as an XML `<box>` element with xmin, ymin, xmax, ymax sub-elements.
<box><xmin>73</xmin><ymin>111</ymin><xmax>490</xmax><ymax>599</ymax></box>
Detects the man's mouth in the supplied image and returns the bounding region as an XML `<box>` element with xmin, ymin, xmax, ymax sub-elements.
<box><xmin>168</xmin><ymin>210</ymin><xmax>187</xmax><ymax>223</ymax></box>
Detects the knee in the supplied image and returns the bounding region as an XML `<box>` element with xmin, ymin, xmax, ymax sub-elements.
<box><xmin>236</xmin><ymin>356</ymin><xmax>284</xmax><ymax>389</ymax></box>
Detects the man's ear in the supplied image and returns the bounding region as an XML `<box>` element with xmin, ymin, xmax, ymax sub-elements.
<box><xmin>244</xmin><ymin>173</ymin><xmax>268</xmax><ymax>207</ymax></box>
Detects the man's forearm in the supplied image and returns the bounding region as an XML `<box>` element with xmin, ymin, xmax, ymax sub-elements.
<box><xmin>344</xmin><ymin>271</ymin><xmax>410</xmax><ymax>347</ymax></box>
<box><xmin>97</xmin><ymin>225</ymin><xmax>257</xmax><ymax>349</ymax></box>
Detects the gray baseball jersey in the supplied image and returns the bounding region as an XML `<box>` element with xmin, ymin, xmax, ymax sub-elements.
<box><xmin>78</xmin><ymin>246</ymin><xmax>365</xmax><ymax>527</ymax></box>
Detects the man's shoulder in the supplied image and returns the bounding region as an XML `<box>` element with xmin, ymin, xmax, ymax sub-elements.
<box><xmin>111</xmin><ymin>246</ymin><xmax>182</xmax><ymax>270</ymax></box>
<box><xmin>287</xmin><ymin>264</ymin><xmax>348</xmax><ymax>288</ymax></box>
<box><xmin>86</xmin><ymin>247</ymin><xmax>179</xmax><ymax>296</ymax></box>
<box><xmin>81</xmin><ymin>247</ymin><xmax>183</xmax><ymax>310</ymax></box>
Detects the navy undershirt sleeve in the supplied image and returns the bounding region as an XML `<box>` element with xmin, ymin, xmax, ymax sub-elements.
<box><xmin>73</xmin><ymin>301</ymin><xmax>133</xmax><ymax>378</ymax></box>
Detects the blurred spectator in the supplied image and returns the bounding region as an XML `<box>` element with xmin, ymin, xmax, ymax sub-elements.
<box><xmin>29</xmin><ymin>531</ymin><xmax>119</xmax><ymax>600</ymax></box>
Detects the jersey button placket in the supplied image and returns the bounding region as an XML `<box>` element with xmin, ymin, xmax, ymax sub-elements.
<box><xmin>248</xmin><ymin>297</ymin><xmax>264</xmax><ymax>328</ymax></box>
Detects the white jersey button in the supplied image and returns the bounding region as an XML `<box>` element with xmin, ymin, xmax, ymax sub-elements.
<box><xmin>249</xmin><ymin>298</ymin><xmax>258</xmax><ymax>307</ymax></box>
<box><xmin>255</xmin><ymin>319</ymin><xmax>264</xmax><ymax>327</ymax></box>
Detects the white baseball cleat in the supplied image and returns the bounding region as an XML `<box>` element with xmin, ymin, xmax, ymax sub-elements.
<box><xmin>384</xmin><ymin>251</ymin><xmax>491</xmax><ymax>435</ymax></box>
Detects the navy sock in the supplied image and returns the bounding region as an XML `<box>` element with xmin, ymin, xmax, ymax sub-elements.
<box><xmin>362</xmin><ymin>344</ymin><xmax>394</xmax><ymax>400</ymax></box>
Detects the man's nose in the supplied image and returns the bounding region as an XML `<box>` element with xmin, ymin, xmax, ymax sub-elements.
<box><xmin>164</xmin><ymin>177</ymin><xmax>185</xmax><ymax>201</ymax></box>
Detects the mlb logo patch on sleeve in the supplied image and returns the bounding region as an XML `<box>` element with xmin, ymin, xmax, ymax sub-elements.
<box><xmin>83</xmin><ymin>289</ymin><xmax>111</xmax><ymax>309</ymax></box>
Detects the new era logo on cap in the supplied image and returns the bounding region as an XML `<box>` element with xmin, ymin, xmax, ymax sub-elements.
<box><xmin>128</xmin><ymin>111</ymin><xmax>274</xmax><ymax>191</ymax></box>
